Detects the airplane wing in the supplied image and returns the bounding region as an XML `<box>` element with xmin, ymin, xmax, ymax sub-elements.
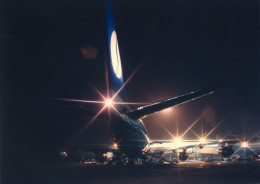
<box><xmin>148</xmin><ymin>140</ymin><xmax>217</xmax><ymax>150</ymax></box>
<box><xmin>44</xmin><ymin>97</ymin><xmax>109</xmax><ymax>121</ymax></box>
<box><xmin>145</xmin><ymin>138</ymin><xmax>260</xmax><ymax>160</ymax></box>
<box><xmin>148</xmin><ymin>138</ymin><xmax>240</xmax><ymax>150</ymax></box>
<box><xmin>126</xmin><ymin>85</ymin><xmax>220</xmax><ymax>119</ymax></box>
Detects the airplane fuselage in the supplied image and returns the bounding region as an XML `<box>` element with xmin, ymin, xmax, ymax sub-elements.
<box><xmin>111</xmin><ymin>114</ymin><xmax>148</xmax><ymax>157</ymax></box>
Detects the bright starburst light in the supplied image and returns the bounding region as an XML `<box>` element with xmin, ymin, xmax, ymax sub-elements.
<box><xmin>54</xmin><ymin>65</ymin><xmax>149</xmax><ymax>143</ymax></box>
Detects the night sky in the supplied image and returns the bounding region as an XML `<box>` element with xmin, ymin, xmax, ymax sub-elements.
<box><xmin>1</xmin><ymin>0</ymin><xmax>259</xmax><ymax>164</ymax></box>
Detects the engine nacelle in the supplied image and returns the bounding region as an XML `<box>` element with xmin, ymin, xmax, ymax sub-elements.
<box><xmin>217</xmin><ymin>146</ymin><xmax>234</xmax><ymax>158</ymax></box>
<box><xmin>178</xmin><ymin>149</ymin><xmax>188</xmax><ymax>161</ymax></box>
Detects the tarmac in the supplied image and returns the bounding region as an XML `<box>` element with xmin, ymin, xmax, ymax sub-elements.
<box><xmin>3</xmin><ymin>160</ymin><xmax>260</xmax><ymax>184</ymax></box>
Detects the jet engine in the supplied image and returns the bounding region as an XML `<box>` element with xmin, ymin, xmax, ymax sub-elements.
<box><xmin>217</xmin><ymin>146</ymin><xmax>234</xmax><ymax>158</ymax></box>
<box><xmin>178</xmin><ymin>149</ymin><xmax>188</xmax><ymax>161</ymax></box>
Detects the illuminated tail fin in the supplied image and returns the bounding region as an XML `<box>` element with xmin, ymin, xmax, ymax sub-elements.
<box><xmin>105</xmin><ymin>0</ymin><xmax>128</xmax><ymax>111</ymax></box>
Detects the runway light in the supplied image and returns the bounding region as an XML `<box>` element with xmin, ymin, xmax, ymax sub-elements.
<box><xmin>241</xmin><ymin>141</ymin><xmax>248</xmax><ymax>148</ymax></box>
<box><xmin>200</xmin><ymin>138</ymin><xmax>206</xmax><ymax>144</ymax></box>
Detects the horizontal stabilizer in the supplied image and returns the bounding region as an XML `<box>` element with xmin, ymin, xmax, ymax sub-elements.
<box><xmin>125</xmin><ymin>85</ymin><xmax>220</xmax><ymax>119</ymax></box>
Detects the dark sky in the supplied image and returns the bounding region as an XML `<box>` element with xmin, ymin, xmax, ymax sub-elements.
<box><xmin>1</xmin><ymin>0</ymin><xmax>259</xmax><ymax>163</ymax></box>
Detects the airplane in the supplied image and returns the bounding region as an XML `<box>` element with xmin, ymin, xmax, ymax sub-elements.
<box><xmin>57</xmin><ymin>0</ymin><xmax>239</xmax><ymax>165</ymax></box>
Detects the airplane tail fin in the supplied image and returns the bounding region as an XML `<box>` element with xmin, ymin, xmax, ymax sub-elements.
<box><xmin>105</xmin><ymin>1</ymin><xmax>219</xmax><ymax>115</ymax></box>
<box><xmin>126</xmin><ymin>85</ymin><xmax>220</xmax><ymax>119</ymax></box>
<box><xmin>105</xmin><ymin>0</ymin><xmax>128</xmax><ymax>111</ymax></box>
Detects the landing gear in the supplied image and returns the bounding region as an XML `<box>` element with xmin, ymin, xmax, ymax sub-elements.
<box><xmin>105</xmin><ymin>149</ymin><xmax>180</xmax><ymax>167</ymax></box>
<box><xmin>142</xmin><ymin>150</ymin><xmax>178</xmax><ymax>167</ymax></box>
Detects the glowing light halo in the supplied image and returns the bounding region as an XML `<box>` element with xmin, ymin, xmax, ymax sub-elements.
<box><xmin>174</xmin><ymin>137</ymin><xmax>183</xmax><ymax>147</ymax></box>
<box><xmin>148</xmin><ymin>106</ymin><xmax>234</xmax><ymax>148</ymax></box>
<box><xmin>58</xmin><ymin>65</ymin><xmax>144</xmax><ymax>144</ymax></box>
<box><xmin>105</xmin><ymin>98</ymin><xmax>113</xmax><ymax>107</ymax></box>
<box><xmin>56</xmin><ymin>64</ymin><xmax>144</xmax><ymax>108</ymax></box>
<box><xmin>54</xmin><ymin>62</ymin><xmax>147</xmax><ymax>144</ymax></box>
<box><xmin>199</xmin><ymin>137</ymin><xmax>206</xmax><ymax>144</ymax></box>
<box><xmin>161</xmin><ymin>107</ymin><xmax>173</xmax><ymax>115</ymax></box>
<box><xmin>174</xmin><ymin>137</ymin><xmax>182</xmax><ymax>143</ymax></box>
<box><xmin>113</xmin><ymin>143</ymin><xmax>118</xmax><ymax>149</ymax></box>
<box><xmin>110</xmin><ymin>31</ymin><xmax>122</xmax><ymax>79</ymax></box>
<box><xmin>241</xmin><ymin>141</ymin><xmax>248</xmax><ymax>148</ymax></box>
<box><xmin>185</xmin><ymin>110</ymin><xmax>234</xmax><ymax>144</ymax></box>
<box><xmin>158</xmin><ymin>112</ymin><xmax>210</xmax><ymax>147</ymax></box>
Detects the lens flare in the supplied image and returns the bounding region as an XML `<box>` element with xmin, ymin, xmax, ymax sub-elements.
<box><xmin>200</xmin><ymin>137</ymin><xmax>206</xmax><ymax>144</ymax></box>
<box><xmin>241</xmin><ymin>141</ymin><xmax>248</xmax><ymax>148</ymax></box>
<box><xmin>105</xmin><ymin>98</ymin><xmax>113</xmax><ymax>107</ymax></box>
<box><xmin>113</xmin><ymin>143</ymin><xmax>118</xmax><ymax>149</ymax></box>
<box><xmin>56</xmin><ymin>65</ymin><xmax>143</xmax><ymax>143</ymax></box>
<box><xmin>174</xmin><ymin>137</ymin><xmax>182</xmax><ymax>147</ymax></box>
